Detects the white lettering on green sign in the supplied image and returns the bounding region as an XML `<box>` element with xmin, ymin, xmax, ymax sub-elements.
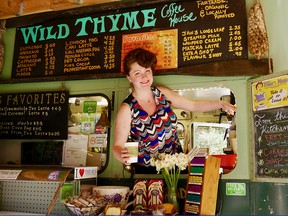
<box><xmin>226</xmin><ymin>183</ymin><xmax>246</xmax><ymax>196</ymax></box>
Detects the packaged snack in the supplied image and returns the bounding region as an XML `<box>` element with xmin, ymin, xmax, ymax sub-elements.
<box><xmin>133</xmin><ymin>179</ymin><xmax>147</xmax><ymax>207</ymax></box>
<box><xmin>147</xmin><ymin>179</ymin><xmax>163</xmax><ymax>208</ymax></box>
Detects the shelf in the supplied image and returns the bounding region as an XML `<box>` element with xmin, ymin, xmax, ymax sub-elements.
<box><xmin>190</xmin><ymin>163</ymin><xmax>205</xmax><ymax>166</ymax></box>
<box><xmin>0</xmin><ymin>165</ymin><xmax>73</xmax><ymax>182</ymax></box>
<box><xmin>188</xmin><ymin>183</ymin><xmax>202</xmax><ymax>186</ymax></box>
<box><xmin>185</xmin><ymin>209</ymin><xmax>199</xmax><ymax>214</ymax></box>
<box><xmin>188</xmin><ymin>191</ymin><xmax>201</xmax><ymax>195</ymax></box>
<box><xmin>186</xmin><ymin>201</ymin><xmax>201</xmax><ymax>205</ymax></box>
<box><xmin>189</xmin><ymin>172</ymin><xmax>203</xmax><ymax>175</ymax></box>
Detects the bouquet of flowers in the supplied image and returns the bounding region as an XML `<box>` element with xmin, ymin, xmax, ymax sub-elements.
<box><xmin>150</xmin><ymin>148</ymin><xmax>199</xmax><ymax>189</ymax></box>
<box><xmin>150</xmin><ymin>148</ymin><xmax>199</xmax><ymax>212</ymax></box>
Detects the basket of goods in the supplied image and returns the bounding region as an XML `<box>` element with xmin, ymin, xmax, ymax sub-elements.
<box><xmin>65</xmin><ymin>185</ymin><xmax>131</xmax><ymax>215</ymax></box>
<box><xmin>65</xmin><ymin>196</ymin><xmax>106</xmax><ymax>215</ymax></box>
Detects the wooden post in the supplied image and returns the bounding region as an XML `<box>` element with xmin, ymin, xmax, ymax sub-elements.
<box><xmin>200</xmin><ymin>156</ymin><xmax>221</xmax><ymax>215</ymax></box>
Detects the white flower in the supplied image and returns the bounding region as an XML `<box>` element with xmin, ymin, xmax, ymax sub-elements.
<box><xmin>151</xmin><ymin>152</ymin><xmax>192</xmax><ymax>172</ymax></box>
<box><xmin>150</xmin><ymin>152</ymin><xmax>193</xmax><ymax>189</ymax></box>
<box><xmin>150</xmin><ymin>148</ymin><xmax>199</xmax><ymax>188</ymax></box>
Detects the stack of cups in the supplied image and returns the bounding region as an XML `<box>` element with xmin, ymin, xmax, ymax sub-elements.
<box><xmin>229</xmin><ymin>130</ymin><xmax>237</xmax><ymax>154</ymax></box>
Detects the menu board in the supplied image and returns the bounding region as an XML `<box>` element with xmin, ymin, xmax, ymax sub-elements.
<box><xmin>12</xmin><ymin>0</ymin><xmax>247</xmax><ymax>79</ymax></box>
<box><xmin>0</xmin><ymin>91</ymin><xmax>69</xmax><ymax>139</ymax></box>
<box><xmin>253</xmin><ymin>107</ymin><xmax>288</xmax><ymax>179</ymax></box>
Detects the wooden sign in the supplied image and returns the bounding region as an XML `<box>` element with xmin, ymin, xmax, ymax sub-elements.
<box><xmin>253</xmin><ymin>107</ymin><xmax>288</xmax><ymax>179</ymax></box>
<box><xmin>252</xmin><ymin>75</ymin><xmax>288</xmax><ymax>111</ymax></box>
<box><xmin>12</xmin><ymin>0</ymin><xmax>247</xmax><ymax>79</ymax></box>
<box><xmin>0</xmin><ymin>91</ymin><xmax>69</xmax><ymax>139</ymax></box>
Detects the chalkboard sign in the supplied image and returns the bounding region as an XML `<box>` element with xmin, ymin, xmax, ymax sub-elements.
<box><xmin>0</xmin><ymin>91</ymin><xmax>69</xmax><ymax>139</ymax></box>
<box><xmin>12</xmin><ymin>0</ymin><xmax>247</xmax><ymax>79</ymax></box>
<box><xmin>253</xmin><ymin>107</ymin><xmax>288</xmax><ymax>179</ymax></box>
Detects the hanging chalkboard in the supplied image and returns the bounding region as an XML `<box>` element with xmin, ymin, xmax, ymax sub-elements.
<box><xmin>11</xmin><ymin>0</ymin><xmax>247</xmax><ymax>79</ymax></box>
<box><xmin>253</xmin><ymin>106</ymin><xmax>288</xmax><ymax>179</ymax></box>
<box><xmin>0</xmin><ymin>91</ymin><xmax>69</xmax><ymax>139</ymax></box>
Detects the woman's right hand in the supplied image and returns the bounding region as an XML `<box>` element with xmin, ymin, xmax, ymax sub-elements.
<box><xmin>121</xmin><ymin>148</ymin><xmax>131</xmax><ymax>165</ymax></box>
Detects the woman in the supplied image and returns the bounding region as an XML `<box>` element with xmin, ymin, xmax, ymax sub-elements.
<box><xmin>113</xmin><ymin>48</ymin><xmax>236</xmax><ymax>171</ymax></box>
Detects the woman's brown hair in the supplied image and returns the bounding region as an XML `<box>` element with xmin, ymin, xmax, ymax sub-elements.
<box><xmin>123</xmin><ymin>48</ymin><xmax>157</xmax><ymax>75</ymax></box>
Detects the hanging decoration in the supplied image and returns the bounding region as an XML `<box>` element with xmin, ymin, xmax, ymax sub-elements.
<box><xmin>248</xmin><ymin>0</ymin><xmax>269</xmax><ymax>60</ymax></box>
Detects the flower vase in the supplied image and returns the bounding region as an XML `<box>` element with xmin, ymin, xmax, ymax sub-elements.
<box><xmin>167</xmin><ymin>186</ymin><xmax>179</xmax><ymax>213</ymax></box>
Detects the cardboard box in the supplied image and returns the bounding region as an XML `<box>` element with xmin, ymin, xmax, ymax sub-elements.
<box><xmin>86</xmin><ymin>152</ymin><xmax>102</xmax><ymax>167</ymax></box>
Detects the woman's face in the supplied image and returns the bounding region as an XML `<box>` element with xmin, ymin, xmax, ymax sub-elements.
<box><xmin>127</xmin><ymin>62</ymin><xmax>153</xmax><ymax>89</ymax></box>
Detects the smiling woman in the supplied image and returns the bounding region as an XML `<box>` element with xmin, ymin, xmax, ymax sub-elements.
<box><xmin>113</xmin><ymin>48</ymin><xmax>237</xmax><ymax>174</ymax></box>
<box><xmin>123</xmin><ymin>85</ymin><xmax>238</xmax><ymax>174</ymax></box>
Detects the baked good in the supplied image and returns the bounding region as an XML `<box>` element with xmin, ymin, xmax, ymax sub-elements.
<box><xmin>104</xmin><ymin>204</ymin><xmax>122</xmax><ymax>215</ymax></box>
<box><xmin>159</xmin><ymin>203</ymin><xmax>176</xmax><ymax>215</ymax></box>
<box><xmin>130</xmin><ymin>207</ymin><xmax>152</xmax><ymax>215</ymax></box>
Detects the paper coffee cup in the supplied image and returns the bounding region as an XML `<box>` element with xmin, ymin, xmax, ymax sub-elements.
<box><xmin>124</xmin><ymin>142</ymin><xmax>138</xmax><ymax>163</ymax></box>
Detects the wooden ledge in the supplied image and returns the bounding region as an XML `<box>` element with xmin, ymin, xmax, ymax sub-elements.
<box><xmin>0</xmin><ymin>58</ymin><xmax>272</xmax><ymax>84</ymax></box>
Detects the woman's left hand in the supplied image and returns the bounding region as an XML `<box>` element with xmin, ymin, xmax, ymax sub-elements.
<box><xmin>220</xmin><ymin>101</ymin><xmax>236</xmax><ymax>115</ymax></box>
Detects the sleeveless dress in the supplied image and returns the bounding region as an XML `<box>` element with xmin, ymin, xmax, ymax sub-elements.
<box><xmin>123</xmin><ymin>86</ymin><xmax>179</xmax><ymax>167</ymax></box>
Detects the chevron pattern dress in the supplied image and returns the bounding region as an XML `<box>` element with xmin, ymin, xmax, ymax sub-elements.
<box><xmin>123</xmin><ymin>86</ymin><xmax>179</xmax><ymax>167</ymax></box>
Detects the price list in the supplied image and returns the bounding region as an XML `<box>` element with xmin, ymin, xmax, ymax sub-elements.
<box><xmin>12</xmin><ymin>0</ymin><xmax>247</xmax><ymax>79</ymax></box>
<box><xmin>228</xmin><ymin>25</ymin><xmax>243</xmax><ymax>57</ymax></box>
<box><xmin>121</xmin><ymin>29</ymin><xmax>178</xmax><ymax>71</ymax></box>
<box><xmin>162</xmin><ymin>36</ymin><xmax>174</xmax><ymax>68</ymax></box>
<box><xmin>181</xmin><ymin>28</ymin><xmax>225</xmax><ymax>62</ymax></box>
<box><xmin>103</xmin><ymin>35</ymin><xmax>116</xmax><ymax>70</ymax></box>
<box><xmin>0</xmin><ymin>91</ymin><xmax>69</xmax><ymax>139</ymax></box>
<box><xmin>14</xmin><ymin>45</ymin><xmax>42</xmax><ymax>77</ymax></box>
<box><xmin>180</xmin><ymin>0</ymin><xmax>246</xmax><ymax>67</ymax></box>
<box><xmin>63</xmin><ymin>38</ymin><xmax>101</xmax><ymax>73</ymax></box>
<box><xmin>44</xmin><ymin>43</ymin><xmax>56</xmax><ymax>76</ymax></box>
